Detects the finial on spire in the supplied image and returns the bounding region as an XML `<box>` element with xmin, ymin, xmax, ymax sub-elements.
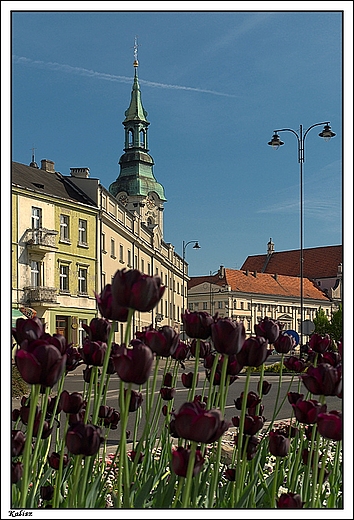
<box><xmin>133</xmin><ymin>35</ymin><xmax>139</xmax><ymax>68</ymax></box>
<box><xmin>30</xmin><ymin>145</ymin><xmax>38</xmax><ymax>168</ymax></box>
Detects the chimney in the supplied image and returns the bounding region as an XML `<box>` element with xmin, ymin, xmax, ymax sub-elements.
<box><xmin>218</xmin><ymin>265</ymin><xmax>225</xmax><ymax>279</ymax></box>
<box><xmin>245</xmin><ymin>270</ymin><xmax>249</xmax><ymax>276</ymax></box>
<box><xmin>273</xmin><ymin>273</ymin><xmax>278</xmax><ymax>281</ymax></box>
<box><xmin>253</xmin><ymin>270</ymin><xmax>257</xmax><ymax>277</ymax></box>
<box><xmin>70</xmin><ymin>167</ymin><xmax>90</xmax><ymax>178</ymax></box>
<box><xmin>41</xmin><ymin>159</ymin><xmax>55</xmax><ymax>173</ymax></box>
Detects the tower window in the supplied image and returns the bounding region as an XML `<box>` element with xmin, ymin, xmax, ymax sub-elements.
<box><xmin>128</xmin><ymin>129</ymin><xmax>134</xmax><ymax>148</ymax></box>
<box><xmin>140</xmin><ymin>129</ymin><xmax>145</xmax><ymax>147</ymax></box>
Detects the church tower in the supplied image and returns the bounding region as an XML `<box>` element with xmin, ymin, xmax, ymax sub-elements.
<box><xmin>109</xmin><ymin>41</ymin><xmax>166</xmax><ymax>234</ymax></box>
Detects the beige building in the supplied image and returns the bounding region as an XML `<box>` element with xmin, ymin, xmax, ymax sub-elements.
<box><xmin>188</xmin><ymin>265</ymin><xmax>334</xmax><ymax>341</ymax></box>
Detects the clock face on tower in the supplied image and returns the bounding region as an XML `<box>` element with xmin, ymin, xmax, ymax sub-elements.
<box><xmin>118</xmin><ymin>193</ymin><xmax>128</xmax><ymax>206</ymax></box>
<box><xmin>146</xmin><ymin>195</ymin><xmax>156</xmax><ymax>209</ymax></box>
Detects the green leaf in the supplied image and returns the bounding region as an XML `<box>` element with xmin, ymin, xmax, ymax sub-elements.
<box><xmin>133</xmin><ymin>474</ymin><xmax>155</xmax><ymax>508</ymax></box>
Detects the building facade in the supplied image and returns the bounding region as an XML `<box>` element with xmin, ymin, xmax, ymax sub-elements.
<box><xmin>12</xmin><ymin>159</ymin><xmax>98</xmax><ymax>345</ymax></box>
<box><xmin>188</xmin><ymin>265</ymin><xmax>334</xmax><ymax>341</ymax></box>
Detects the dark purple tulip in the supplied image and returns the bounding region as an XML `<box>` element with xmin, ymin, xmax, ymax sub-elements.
<box><xmin>226</xmin><ymin>354</ymin><xmax>244</xmax><ymax>376</ymax></box>
<box><xmin>48</xmin><ymin>452</ymin><xmax>70</xmax><ymax>470</ymax></box>
<box><xmin>181</xmin><ymin>372</ymin><xmax>198</xmax><ymax>388</ymax></box>
<box><xmin>237</xmin><ymin>336</ymin><xmax>269</xmax><ymax>367</ymax></box>
<box><xmin>12</xmin><ymin>430</ymin><xmax>26</xmax><ymax>457</ymax></box>
<box><xmin>68</xmin><ymin>410</ymin><xmax>85</xmax><ymax>426</ymax></box>
<box><xmin>112</xmin><ymin>340</ymin><xmax>154</xmax><ymax>385</ymax></box>
<box><xmin>129</xmin><ymin>450</ymin><xmax>144</xmax><ymax>464</ymax></box>
<box><xmin>11</xmin><ymin>461</ymin><xmax>23</xmax><ymax>483</ymax></box>
<box><xmin>337</xmin><ymin>339</ymin><xmax>342</xmax><ymax>358</ymax></box>
<box><xmin>12</xmin><ymin>317</ymin><xmax>44</xmax><ymax>345</ymax></box>
<box><xmin>232</xmin><ymin>414</ymin><xmax>265</xmax><ymax>435</ymax></box>
<box><xmin>41</xmin><ymin>333</ymin><xmax>69</xmax><ymax>355</ymax></box>
<box><xmin>292</xmin><ymin>399</ymin><xmax>326</xmax><ymax>424</ymax></box>
<box><xmin>190</xmin><ymin>339</ymin><xmax>211</xmax><ymax>358</ymax></box>
<box><xmin>224</xmin><ymin>468</ymin><xmax>236</xmax><ymax>481</ymax></box>
<box><xmin>258</xmin><ymin>380</ymin><xmax>272</xmax><ymax>395</ymax></box>
<box><xmin>12</xmin><ymin>408</ymin><xmax>20</xmax><ymax>422</ymax></box>
<box><xmin>111</xmin><ymin>268</ymin><xmax>165</xmax><ymax>312</ymax></box>
<box><xmin>98</xmin><ymin>406</ymin><xmax>120</xmax><ymax>428</ymax></box>
<box><xmin>254</xmin><ymin>317</ymin><xmax>280</xmax><ymax>344</ymax></box>
<box><xmin>82</xmin><ymin>365</ymin><xmax>100</xmax><ymax>383</ymax></box>
<box><xmin>204</xmin><ymin>352</ymin><xmax>218</xmax><ymax>370</ymax></box>
<box><xmin>300</xmin><ymin>363</ymin><xmax>342</xmax><ymax>396</ymax></box>
<box><xmin>181</xmin><ymin>310</ymin><xmax>214</xmax><ymax>340</ymax></box>
<box><xmin>234</xmin><ymin>433</ymin><xmax>260</xmax><ymax>460</ymax></box>
<box><xmin>301</xmin><ymin>448</ymin><xmax>322</xmax><ymax>467</ymax></box>
<box><xmin>33</xmin><ymin>415</ymin><xmax>53</xmax><ymax>439</ymax></box>
<box><xmin>19</xmin><ymin>402</ymin><xmax>39</xmax><ymax>425</ymax></box>
<box><xmin>15</xmin><ymin>340</ymin><xmax>67</xmax><ymax>388</ymax></box>
<box><xmin>234</xmin><ymin>391</ymin><xmax>261</xmax><ymax>411</ymax></box>
<box><xmin>268</xmin><ymin>430</ymin><xmax>291</xmax><ymax>457</ymax></box>
<box><xmin>82</xmin><ymin>318</ymin><xmax>112</xmax><ymax>342</ymax></box>
<box><xmin>46</xmin><ymin>395</ymin><xmax>62</xmax><ymax>416</ymax></box>
<box><xmin>277</xmin><ymin>492</ymin><xmax>304</xmax><ymax>508</ymax></box>
<box><xmin>193</xmin><ymin>394</ymin><xmax>208</xmax><ymax>409</ymax></box>
<box><xmin>276</xmin><ymin>422</ymin><xmax>299</xmax><ymax>438</ymax></box>
<box><xmin>144</xmin><ymin>326</ymin><xmax>179</xmax><ymax>357</ymax></box>
<box><xmin>66</xmin><ymin>423</ymin><xmax>104</xmax><ymax>456</ymax></box>
<box><xmin>171</xmin><ymin>340</ymin><xmax>190</xmax><ymax>361</ymax></box>
<box><xmin>95</xmin><ymin>284</ymin><xmax>130</xmax><ymax>321</ymax></box>
<box><xmin>65</xmin><ymin>346</ymin><xmax>82</xmax><ymax>373</ymax></box>
<box><xmin>125</xmin><ymin>389</ymin><xmax>144</xmax><ymax>412</ymax></box>
<box><xmin>273</xmin><ymin>332</ymin><xmax>295</xmax><ymax>354</ymax></box>
<box><xmin>171</xmin><ymin>446</ymin><xmax>205</xmax><ymax>477</ymax></box>
<box><xmin>172</xmin><ymin>401</ymin><xmax>230</xmax><ymax>443</ymax></box>
<box><xmin>317</xmin><ymin>410</ymin><xmax>342</xmax><ymax>441</ymax></box>
<box><xmin>160</xmin><ymin>387</ymin><xmax>176</xmax><ymax>400</ymax></box>
<box><xmin>163</xmin><ymin>372</ymin><xmax>173</xmax><ymax>387</ymax></box>
<box><xmin>283</xmin><ymin>356</ymin><xmax>306</xmax><ymax>373</ymax></box>
<box><xmin>211</xmin><ymin>318</ymin><xmax>246</xmax><ymax>356</ymax></box>
<box><xmin>309</xmin><ymin>333</ymin><xmax>331</xmax><ymax>354</ymax></box>
<box><xmin>287</xmin><ymin>392</ymin><xmax>304</xmax><ymax>405</ymax></box>
<box><xmin>322</xmin><ymin>351</ymin><xmax>341</xmax><ymax>367</ymax></box>
<box><xmin>59</xmin><ymin>390</ymin><xmax>85</xmax><ymax>414</ymax></box>
<box><xmin>79</xmin><ymin>338</ymin><xmax>107</xmax><ymax>366</ymax></box>
<box><xmin>40</xmin><ymin>485</ymin><xmax>54</xmax><ymax>501</ymax></box>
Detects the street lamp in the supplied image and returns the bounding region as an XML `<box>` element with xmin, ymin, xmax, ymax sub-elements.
<box><xmin>268</xmin><ymin>122</ymin><xmax>335</xmax><ymax>349</ymax></box>
<box><xmin>182</xmin><ymin>240</ymin><xmax>201</xmax><ymax>315</ymax></box>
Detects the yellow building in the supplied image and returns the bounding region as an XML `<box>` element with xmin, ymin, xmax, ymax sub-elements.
<box><xmin>12</xmin><ymin>158</ymin><xmax>98</xmax><ymax>345</ymax></box>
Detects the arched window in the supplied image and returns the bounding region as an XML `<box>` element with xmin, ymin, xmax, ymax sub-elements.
<box><xmin>140</xmin><ymin>129</ymin><xmax>145</xmax><ymax>147</ymax></box>
<box><xmin>128</xmin><ymin>129</ymin><xmax>134</xmax><ymax>148</ymax></box>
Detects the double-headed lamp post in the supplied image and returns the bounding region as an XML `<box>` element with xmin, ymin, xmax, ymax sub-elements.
<box><xmin>182</xmin><ymin>240</ymin><xmax>201</xmax><ymax>314</ymax></box>
<box><xmin>268</xmin><ymin>122</ymin><xmax>335</xmax><ymax>349</ymax></box>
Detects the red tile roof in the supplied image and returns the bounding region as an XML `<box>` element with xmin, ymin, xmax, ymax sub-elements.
<box><xmin>241</xmin><ymin>245</ymin><xmax>342</xmax><ymax>279</ymax></box>
<box><xmin>188</xmin><ymin>269</ymin><xmax>330</xmax><ymax>301</ymax></box>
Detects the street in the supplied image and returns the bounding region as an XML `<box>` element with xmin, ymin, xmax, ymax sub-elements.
<box><xmin>57</xmin><ymin>355</ymin><xmax>342</xmax><ymax>447</ymax></box>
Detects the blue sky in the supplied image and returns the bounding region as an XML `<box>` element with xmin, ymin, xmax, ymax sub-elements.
<box><xmin>5</xmin><ymin>4</ymin><xmax>350</xmax><ymax>277</ymax></box>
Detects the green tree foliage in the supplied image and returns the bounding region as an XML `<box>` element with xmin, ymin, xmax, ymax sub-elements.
<box><xmin>313</xmin><ymin>307</ymin><xmax>331</xmax><ymax>336</ymax></box>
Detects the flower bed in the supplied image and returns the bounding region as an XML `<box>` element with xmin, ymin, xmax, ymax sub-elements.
<box><xmin>11</xmin><ymin>268</ymin><xmax>342</xmax><ymax>509</ymax></box>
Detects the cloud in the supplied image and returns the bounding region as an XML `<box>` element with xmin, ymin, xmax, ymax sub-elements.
<box><xmin>12</xmin><ymin>55</ymin><xmax>238</xmax><ymax>98</ymax></box>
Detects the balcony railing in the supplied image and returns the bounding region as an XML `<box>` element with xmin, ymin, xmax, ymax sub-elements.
<box><xmin>23</xmin><ymin>286</ymin><xmax>58</xmax><ymax>305</ymax></box>
<box><xmin>24</xmin><ymin>228</ymin><xmax>58</xmax><ymax>252</ymax></box>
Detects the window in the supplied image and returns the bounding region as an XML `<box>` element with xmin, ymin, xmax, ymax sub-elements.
<box><xmin>102</xmin><ymin>272</ymin><xmax>106</xmax><ymax>290</ymax></box>
<box><xmin>78</xmin><ymin>267</ymin><xmax>87</xmax><ymax>294</ymax></box>
<box><xmin>31</xmin><ymin>207</ymin><xmax>42</xmax><ymax>229</ymax></box>
<box><xmin>127</xmin><ymin>249</ymin><xmax>131</xmax><ymax>267</ymax></box>
<box><xmin>60</xmin><ymin>215</ymin><xmax>70</xmax><ymax>241</ymax></box>
<box><xmin>148</xmin><ymin>263</ymin><xmax>151</xmax><ymax>275</ymax></box>
<box><xmin>189</xmin><ymin>303</ymin><xmax>194</xmax><ymax>311</ymax></box>
<box><xmin>141</xmin><ymin>259</ymin><xmax>144</xmax><ymax>273</ymax></box>
<box><xmin>59</xmin><ymin>264</ymin><xmax>69</xmax><ymax>291</ymax></box>
<box><xmin>119</xmin><ymin>244</ymin><xmax>124</xmax><ymax>263</ymax></box>
<box><xmin>165</xmin><ymin>300</ymin><xmax>168</xmax><ymax>318</ymax></box>
<box><xmin>102</xmin><ymin>233</ymin><xmax>106</xmax><ymax>253</ymax></box>
<box><xmin>78</xmin><ymin>219</ymin><xmax>87</xmax><ymax>245</ymax></box>
<box><xmin>240</xmin><ymin>302</ymin><xmax>244</xmax><ymax>310</ymax></box>
<box><xmin>31</xmin><ymin>260</ymin><xmax>41</xmax><ymax>287</ymax></box>
<box><xmin>248</xmin><ymin>302</ymin><xmax>251</xmax><ymax>311</ymax></box>
<box><xmin>203</xmin><ymin>302</ymin><xmax>208</xmax><ymax>310</ymax></box>
<box><xmin>110</xmin><ymin>239</ymin><xmax>116</xmax><ymax>258</ymax></box>
<box><xmin>218</xmin><ymin>301</ymin><xmax>223</xmax><ymax>309</ymax></box>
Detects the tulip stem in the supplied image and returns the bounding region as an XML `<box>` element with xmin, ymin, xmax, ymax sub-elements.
<box><xmin>181</xmin><ymin>441</ymin><xmax>197</xmax><ymax>508</ymax></box>
<box><xmin>271</xmin><ymin>456</ymin><xmax>280</xmax><ymax>507</ymax></box>
<box><xmin>189</xmin><ymin>338</ymin><xmax>200</xmax><ymax>402</ymax></box>
<box><xmin>19</xmin><ymin>383</ymin><xmax>41</xmax><ymax>508</ymax></box>
<box><xmin>52</xmin><ymin>415</ymin><xmax>69</xmax><ymax>508</ymax></box>
<box><xmin>234</xmin><ymin>366</ymin><xmax>252</xmax><ymax>501</ymax></box>
<box><xmin>118</xmin><ymin>380</ymin><xmax>132</xmax><ymax>508</ymax></box>
<box><xmin>269</xmin><ymin>353</ymin><xmax>284</xmax><ymax>428</ymax></box>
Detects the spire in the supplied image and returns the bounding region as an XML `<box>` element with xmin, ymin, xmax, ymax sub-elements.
<box><xmin>29</xmin><ymin>146</ymin><xmax>38</xmax><ymax>168</ymax></box>
<box><xmin>124</xmin><ymin>36</ymin><xmax>148</xmax><ymax>123</ymax></box>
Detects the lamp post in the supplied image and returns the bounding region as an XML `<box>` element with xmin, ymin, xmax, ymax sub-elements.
<box><xmin>182</xmin><ymin>240</ymin><xmax>201</xmax><ymax>315</ymax></box>
<box><xmin>268</xmin><ymin>122</ymin><xmax>335</xmax><ymax>349</ymax></box>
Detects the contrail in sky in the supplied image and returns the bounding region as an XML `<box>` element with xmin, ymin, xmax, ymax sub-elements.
<box><xmin>13</xmin><ymin>55</ymin><xmax>238</xmax><ymax>98</ymax></box>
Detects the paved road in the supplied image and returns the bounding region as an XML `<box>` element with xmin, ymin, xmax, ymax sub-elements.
<box><xmin>49</xmin><ymin>356</ymin><xmax>342</xmax><ymax>448</ymax></box>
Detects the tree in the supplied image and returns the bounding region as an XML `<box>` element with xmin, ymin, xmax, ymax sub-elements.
<box><xmin>313</xmin><ymin>307</ymin><xmax>331</xmax><ymax>336</ymax></box>
<box><xmin>329</xmin><ymin>304</ymin><xmax>342</xmax><ymax>343</ymax></box>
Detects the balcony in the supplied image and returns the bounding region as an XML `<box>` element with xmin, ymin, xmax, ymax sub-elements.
<box><xmin>24</xmin><ymin>228</ymin><xmax>58</xmax><ymax>255</ymax></box>
<box><xmin>23</xmin><ymin>286</ymin><xmax>58</xmax><ymax>306</ymax></box>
